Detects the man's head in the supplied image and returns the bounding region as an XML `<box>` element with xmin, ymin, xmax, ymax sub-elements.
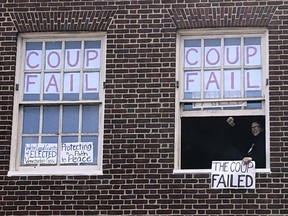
<box><xmin>251</xmin><ymin>121</ymin><xmax>263</xmax><ymax>136</ymax></box>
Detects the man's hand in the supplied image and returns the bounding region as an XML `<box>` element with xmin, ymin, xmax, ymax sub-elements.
<box><xmin>226</xmin><ymin>117</ymin><xmax>235</xmax><ymax>127</ymax></box>
<box><xmin>242</xmin><ymin>157</ymin><xmax>252</xmax><ymax>165</ymax></box>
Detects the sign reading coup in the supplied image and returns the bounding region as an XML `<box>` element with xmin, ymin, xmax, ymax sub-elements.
<box><xmin>211</xmin><ymin>161</ymin><xmax>256</xmax><ymax>189</ymax></box>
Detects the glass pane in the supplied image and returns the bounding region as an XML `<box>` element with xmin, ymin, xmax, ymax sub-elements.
<box><xmin>23</xmin><ymin>73</ymin><xmax>41</xmax><ymax>101</ymax></box>
<box><xmin>82</xmin><ymin>105</ymin><xmax>99</xmax><ymax>133</ymax></box>
<box><xmin>244</xmin><ymin>69</ymin><xmax>262</xmax><ymax>97</ymax></box>
<box><xmin>204</xmin><ymin>39</ymin><xmax>221</xmax><ymax>67</ymax></box>
<box><xmin>22</xmin><ymin>106</ymin><xmax>40</xmax><ymax>134</ymax></box>
<box><xmin>246</xmin><ymin>101</ymin><xmax>262</xmax><ymax>109</ymax></box>
<box><xmin>84</xmin><ymin>41</ymin><xmax>101</xmax><ymax>69</ymax></box>
<box><xmin>65</xmin><ymin>41</ymin><xmax>81</xmax><ymax>69</ymax></box>
<box><xmin>45</xmin><ymin>42</ymin><xmax>62</xmax><ymax>70</ymax></box>
<box><xmin>204</xmin><ymin>70</ymin><xmax>221</xmax><ymax>99</ymax></box>
<box><xmin>21</xmin><ymin>136</ymin><xmax>39</xmax><ymax>166</ymax></box>
<box><xmin>81</xmin><ymin>136</ymin><xmax>98</xmax><ymax>165</ymax></box>
<box><xmin>25</xmin><ymin>42</ymin><xmax>42</xmax><ymax>70</ymax></box>
<box><xmin>62</xmin><ymin>106</ymin><xmax>79</xmax><ymax>133</ymax></box>
<box><xmin>224</xmin><ymin>69</ymin><xmax>241</xmax><ymax>98</ymax></box>
<box><xmin>82</xmin><ymin>72</ymin><xmax>99</xmax><ymax>100</ymax></box>
<box><xmin>184</xmin><ymin>71</ymin><xmax>201</xmax><ymax>99</ymax></box>
<box><xmin>42</xmin><ymin>136</ymin><xmax>58</xmax><ymax>143</ymax></box>
<box><xmin>224</xmin><ymin>38</ymin><xmax>241</xmax><ymax>66</ymax></box>
<box><xmin>63</xmin><ymin>72</ymin><xmax>80</xmax><ymax>100</ymax></box>
<box><xmin>43</xmin><ymin>73</ymin><xmax>60</xmax><ymax>100</ymax></box>
<box><xmin>60</xmin><ymin>136</ymin><xmax>78</xmax><ymax>164</ymax></box>
<box><xmin>244</xmin><ymin>37</ymin><xmax>261</xmax><ymax>66</ymax></box>
<box><xmin>42</xmin><ymin>106</ymin><xmax>59</xmax><ymax>134</ymax></box>
<box><xmin>184</xmin><ymin>39</ymin><xmax>201</xmax><ymax>68</ymax></box>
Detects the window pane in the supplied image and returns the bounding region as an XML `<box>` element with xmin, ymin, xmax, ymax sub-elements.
<box><xmin>204</xmin><ymin>39</ymin><xmax>221</xmax><ymax>67</ymax></box>
<box><xmin>63</xmin><ymin>72</ymin><xmax>80</xmax><ymax>100</ymax></box>
<box><xmin>204</xmin><ymin>70</ymin><xmax>221</xmax><ymax>99</ymax></box>
<box><xmin>82</xmin><ymin>105</ymin><xmax>99</xmax><ymax>133</ymax></box>
<box><xmin>45</xmin><ymin>42</ymin><xmax>62</xmax><ymax>70</ymax></box>
<box><xmin>22</xmin><ymin>106</ymin><xmax>40</xmax><ymax>134</ymax></box>
<box><xmin>84</xmin><ymin>41</ymin><xmax>101</xmax><ymax>69</ymax></box>
<box><xmin>224</xmin><ymin>38</ymin><xmax>241</xmax><ymax>66</ymax></box>
<box><xmin>42</xmin><ymin>106</ymin><xmax>59</xmax><ymax>134</ymax></box>
<box><xmin>82</xmin><ymin>72</ymin><xmax>100</xmax><ymax>100</ymax></box>
<box><xmin>21</xmin><ymin>136</ymin><xmax>39</xmax><ymax>166</ymax></box>
<box><xmin>244</xmin><ymin>69</ymin><xmax>262</xmax><ymax>97</ymax></box>
<box><xmin>81</xmin><ymin>136</ymin><xmax>98</xmax><ymax>165</ymax></box>
<box><xmin>62</xmin><ymin>106</ymin><xmax>79</xmax><ymax>133</ymax></box>
<box><xmin>244</xmin><ymin>37</ymin><xmax>261</xmax><ymax>66</ymax></box>
<box><xmin>184</xmin><ymin>71</ymin><xmax>201</xmax><ymax>99</ymax></box>
<box><xmin>43</xmin><ymin>73</ymin><xmax>60</xmax><ymax>100</ymax></box>
<box><xmin>224</xmin><ymin>69</ymin><xmax>241</xmax><ymax>98</ymax></box>
<box><xmin>42</xmin><ymin>136</ymin><xmax>58</xmax><ymax>143</ymax></box>
<box><xmin>184</xmin><ymin>39</ymin><xmax>201</xmax><ymax>68</ymax></box>
<box><xmin>23</xmin><ymin>73</ymin><xmax>41</xmax><ymax>101</ymax></box>
<box><xmin>65</xmin><ymin>41</ymin><xmax>81</xmax><ymax>69</ymax></box>
<box><xmin>181</xmin><ymin>116</ymin><xmax>266</xmax><ymax>169</ymax></box>
<box><xmin>60</xmin><ymin>136</ymin><xmax>78</xmax><ymax>165</ymax></box>
<box><xmin>25</xmin><ymin>42</ymin><xmax>42</xmax><ymax>70</ymax></box>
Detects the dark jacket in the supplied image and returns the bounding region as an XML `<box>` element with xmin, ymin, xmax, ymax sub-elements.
<box><xmin>246</xmin><ymin>131</ymin><xmax>266</xmax><ymax>168</ymax></box>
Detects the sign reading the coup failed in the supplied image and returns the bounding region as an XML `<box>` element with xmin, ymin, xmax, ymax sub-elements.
<box><xmin>211</xmin><ymin>161</ymin><xmax>255</xmax><ymax>189</ymax></box>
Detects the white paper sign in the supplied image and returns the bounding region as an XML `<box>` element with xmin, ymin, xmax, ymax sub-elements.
<box><xmin>211</xmin><ymin>161</ymin><xmax>256</xmax><ymax>189</ymax></box>
<box><xmin>24</xmin><ymin>73</ymin><xmax>41</xmax><ymax>94</ymax></box>
<box><xmin>60</xmin><ymin>142</ymin><xmax>94</xmax><ymax>164</ymax></box>
<box><xmin>25</xmin><ymin>50</ymin><xmax>42</xmax><ymax>70</ymax></box>
<box><xmin>24</xmin><ymin>143</ymin><xmax>57</xmax><ymax>165</ymax></box>
<box><xmin>45</xmin><ymin>49</ymin><xmax>62</xmax><ymax>70</ymax></box>
<box><xmin>84</xmin><ymin>49</ymin><xmax>100</xmax><ymax>68</ymax></box>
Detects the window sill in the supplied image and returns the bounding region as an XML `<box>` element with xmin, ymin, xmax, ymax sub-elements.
<box><xmin>173</xmin><ymin>168</ymin><xmax>271</xmax><ymax>174</ymax></box>
<box><xmin>8</xmin><ymin>168</ymin><xmax>103</xmax><ymax>176</ymax></box>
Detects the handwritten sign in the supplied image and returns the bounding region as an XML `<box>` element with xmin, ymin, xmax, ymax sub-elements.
<box><xmin>25</xmin><ymin>48</ymin><xmax>101</xmax><ymax>70</ymax></box>
<box><xmin>60</xmin><ymin>142</ymin><xmax>94</xmax><ymax>164</ymax></box>
<box><xmin>184</xmin><ymin>37</ymin><xmax>262</xmax><ymax>100</ymax></box>
<box><xmin>24</xmin><ymin>143</ymin><xmax>57</xmax><ymax>165</ymax></box>
<box><xmin>211</xmin><ymin>161</ymin><xmax>255</xmax><ymax>189</ymax></box>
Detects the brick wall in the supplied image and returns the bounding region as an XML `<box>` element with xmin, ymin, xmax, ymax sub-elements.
<box><xmin>0</xmin><ymin>0</ymin><xmax>288</xmax><ymax>215</ymax></box>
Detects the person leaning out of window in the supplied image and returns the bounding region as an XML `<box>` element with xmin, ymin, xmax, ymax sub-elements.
<box><xmin>227</xmin><ymin>117</ymin><xmax>266</xmax><ymax>168</ymax></box>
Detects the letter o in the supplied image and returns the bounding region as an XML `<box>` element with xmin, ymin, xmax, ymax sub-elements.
<box><xmin>206</xmin><ymin>48</ymin><xmax>220</xmax><ymax>65</ymax></box>
<box><xmin>47</xmin><ymin>51</ymin><xmax>61</xmax><ymax>68</ymax></box>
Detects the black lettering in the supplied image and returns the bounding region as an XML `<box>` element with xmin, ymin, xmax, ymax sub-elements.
<box><xmin>217</xmin><ymin>174</ymin><xmax>227</xmax><ymax>188</ymax></box>
<box><xmin>246</xmin><ymin>175</ymin><xmax>253</xmax><ymax>187</ymax></box>
<box><xmin>237</xmin><ymin>175</ymin><xmax>245</xmax><ymax>187</ymax></box>
<box><xmin>211</xmin><ymin>174</ymin><xmax>219</xmax><ymax>187</ymax></box>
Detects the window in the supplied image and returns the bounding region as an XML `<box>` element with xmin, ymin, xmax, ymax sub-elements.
<box><xmin>175</xmin><ymin>28</ymin><xmax>269</xmax><ymax>172</ymax></box>
<box><xmin>8</xmin><ymin>32</ymin><xmax>106</xmax><ymax>176</ymax></box>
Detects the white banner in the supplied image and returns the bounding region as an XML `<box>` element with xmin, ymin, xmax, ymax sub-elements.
<box><xmin>211</xmin><ymin>161</ymin><xmax>255</xmax><ymax>189</ymax></box>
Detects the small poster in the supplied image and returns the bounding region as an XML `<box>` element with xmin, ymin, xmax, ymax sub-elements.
<box><xmin>60</xmin><ymin>142</ymin><xmax>94</xmax><ymax>164</ymax></box>
<box><xmin>211</xmin><ymin>161</ymin><xmax>256</xmax><ymax>189</ymax></box>
<box><xmin>24</xmin><ymin>143</ymin><xmax>57</xmax><ymax>165</ymax></box>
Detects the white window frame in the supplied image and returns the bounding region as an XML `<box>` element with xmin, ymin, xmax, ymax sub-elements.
<box><xmin>174</xmin><ymin>28</ymin><xmax>270</xmax><ymax>173</ymax></box>
<box><xmin>8</xmin><ymin>32</ymin><xmax>106</xmax><ymax>176</ymax></box>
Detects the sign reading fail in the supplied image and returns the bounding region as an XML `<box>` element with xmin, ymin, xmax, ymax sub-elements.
<box><xmin>211</xmin><ymin>161</ymin><xmax>255</xmax><ymax>189</ymax></box>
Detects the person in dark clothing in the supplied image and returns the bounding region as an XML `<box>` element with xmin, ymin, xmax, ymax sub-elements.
<box><xmin>227</xmin><ymin>117</ymin><xmax>266</xmax><ymax>168</ymax></box>
<box><xmin>242</xmin><ymin>121</ymin><xmax>266</xmax><ymax>168</ymax></box>
<box><xmin>220</xmin><ymin>117</ymin><xmax>244</xmax><ymax>161</ymax></box>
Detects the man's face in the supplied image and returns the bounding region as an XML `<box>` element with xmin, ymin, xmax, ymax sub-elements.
<box><xmin>251</xmin><ymin>122</ymin><xmax>261</xmax><ymax>136</ymax></box>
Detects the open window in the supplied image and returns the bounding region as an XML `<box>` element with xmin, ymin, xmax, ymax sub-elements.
<box><xmin>9</xmin><ymin>32</ymin><xmax>106</xmax><ymax>176</ymax></box>
<box><xmin>175</xmin><ymin>28</ymin><xmax>269</xmax><ymax>172</ymax></box>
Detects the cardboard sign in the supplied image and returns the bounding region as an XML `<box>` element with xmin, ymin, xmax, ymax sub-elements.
<box><xmin>211</xmin><ymin>161</ymin><xmax>255</xmax><ymax>189</ymax></box>
<box><xmin>24</xmin><ymin>143</ymin><xmax>57</xmax><ymax>165</ymax></box>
